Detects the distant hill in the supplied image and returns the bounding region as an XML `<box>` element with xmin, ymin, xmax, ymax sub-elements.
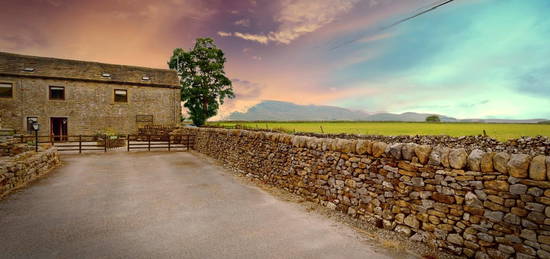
<box><xmin>227</xmin><ymin>100</ymin><xmax>369</xmax><ymax>121</ymax></box>
<box><xmin>223</xmin><ymin>100</ymin><xmax>548</xmax><ymax>123</ymax></box>
<box><xmin>225</xmin><ymin>100</ymin><xmax>453</xmax><ymax>122</ymax></box>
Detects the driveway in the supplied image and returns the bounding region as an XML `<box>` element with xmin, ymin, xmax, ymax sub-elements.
<box><xmin>0</xmin><ymin>152</ymin><xmax>397</xmax><ymax>258</ymax></box>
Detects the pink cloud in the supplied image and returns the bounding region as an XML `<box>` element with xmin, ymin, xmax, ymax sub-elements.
<box><xmin>224</xmin><ymin>0</ymin><xmax>361</xmax><ymax>44</ymax></box>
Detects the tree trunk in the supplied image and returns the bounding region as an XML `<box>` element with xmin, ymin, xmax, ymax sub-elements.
<box><xmin>202</xmin><ymin>100</ymin><xmax>208</xmax><ymax>113</ymax></box>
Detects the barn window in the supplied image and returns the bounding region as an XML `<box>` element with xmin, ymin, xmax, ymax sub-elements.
<box><xmin>0</xmin><ymin>83</ymin><xmax>13</xmax><ymax>98</ymax></box>
<box><xmin>49</xmin><ymin>86</ymin><xmax>65</xmax><ymax>100</ymax></box>
<box><xmin>114</xmin><ymin>89</ymin><xmax>127</xmax><ymax>102</ymax></box>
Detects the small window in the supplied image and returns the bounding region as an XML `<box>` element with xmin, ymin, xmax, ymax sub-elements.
<box><xmin>26</xmin><ymin>117</ymin><xmax>38</xmax><ymax>134</ymax></box>
<box><xmin>114</xmin><ymin>89</ymin><xmax>127</xmax><ymax>102</ymax></box>
<box><xmin>49</xmin><ymin>86</ymin><xmax>65</xmax><ymax>100</ymax></box>
<box><xmin>0</xmin><ymin>83</ymin><xmax>13</xmax><ymax>98</ymax></box>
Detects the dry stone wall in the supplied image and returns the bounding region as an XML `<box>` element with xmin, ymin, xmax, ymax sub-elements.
<box><xmin>185</xmin><ymin>127</ymin><xmax>550</xmax><ymax>258</ymax></box>
<box><xmin>0</xmin><ymin>137</ymin><xmax>32</xmax><ymax>156</ymax></box>
<box><xmin>0</xmin><ymin>147</ymin><xmax>60</xmax><ymax>198</ymax></box>
<box><xmin>228</xmin><ymin>128</ymin><xmax>549</xmax><ymax>156</ymax></box>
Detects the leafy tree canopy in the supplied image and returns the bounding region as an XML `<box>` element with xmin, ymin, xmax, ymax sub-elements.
<box><xmin>168</xmin><ymin>38</ymin><xmax>234</xmax><ymax>126</ymax></box>
<box><xmin>426</xmin><ymin>115</ymin><xmax>441</xmax><ymax>122</ymax></box>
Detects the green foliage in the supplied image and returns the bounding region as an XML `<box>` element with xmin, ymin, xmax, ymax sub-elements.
<box><xmin>95</xmin><ymin>128</ymin><xmax>119</xmax><ymax>139</ymax></box>
<box><xmin>168</xmin><ymin>38</ymin><xmax>234</xmax><ymax>126</ymax></box>
<box><xmin>426</xmin><ymin>115</ymin><xmax>441</xmax><ymax>122</ymax></box>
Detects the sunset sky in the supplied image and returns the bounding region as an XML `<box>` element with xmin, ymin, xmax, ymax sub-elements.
<box><xmin>1</xmin><ymin>0</ymin><xmax>549</xmax><ymax>119</ymax></box>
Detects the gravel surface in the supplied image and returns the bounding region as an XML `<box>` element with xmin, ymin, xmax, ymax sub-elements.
<box><xmin>194</xmin><ymin>152</ymin><xmax>463</xmax><ymax>259</ymax></box>
<box><xmin>0</xmin><ymin>152</ymin><xmax>407</xmax><ymax>259</ymax></box>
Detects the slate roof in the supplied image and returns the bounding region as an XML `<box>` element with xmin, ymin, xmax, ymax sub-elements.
<box><xmin>0</xmin><ymin>52</ymin><xmax>179</xmax><ymax>88</ymax></box>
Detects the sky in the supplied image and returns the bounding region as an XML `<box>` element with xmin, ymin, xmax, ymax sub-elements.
<box><xmin>1</xmin><ymin>0</ymin><xmax>549</xmax><ymax>120</ymax></box>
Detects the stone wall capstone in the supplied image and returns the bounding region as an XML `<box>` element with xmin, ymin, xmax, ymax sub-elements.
<box><xmin>241</xmin><ymin>129</ymin><xmax>550</xmax><ymax>156</ymax></box>
<box><xmin>185</xmin><ymin>127</ymin><xmax>550</xmax><ymax>258</ymax></box>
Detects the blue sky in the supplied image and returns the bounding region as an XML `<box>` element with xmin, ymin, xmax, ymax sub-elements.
<box><xmin>1</xmin><ymin>0</ymin><xmax>549</xmax><ymax>119</ymax></box>
<box><xmin>326</xmin><ymin>0</ymin><xmax>550</xmax><ymax>119</ymax></box>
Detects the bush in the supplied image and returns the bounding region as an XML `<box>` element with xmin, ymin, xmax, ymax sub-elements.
<box><xmin>94</xmin><ymin>128</ymin><xmax>124</xmax><ymax>145</ymax></box>
<box><xmin>426</xmin><ymin>115</ymin><xmax>441</xmax><ymax>122</ymax></box>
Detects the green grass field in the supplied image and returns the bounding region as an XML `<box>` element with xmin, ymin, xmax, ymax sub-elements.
<box><xmin>210</xmin><ymin>121</ymin><xmax>550</xmax><ymax>141</ymax></box>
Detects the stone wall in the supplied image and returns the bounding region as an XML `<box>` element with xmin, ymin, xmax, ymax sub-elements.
<box><xmin>185</xmin><ymin>127</ymin><xmax>550</xmax><ymax>258</ymax></box>
<box><xmin>0</xmin><ymin>136</ymin><xmax>32</xmax><ymax>156</ymax></box>
<box><xmin>138</xmin><ymin>124</ymin><xmax>178</xmax><ymax>136</ymax></box>
<box><xmin>290</xmin><ymin>132</ymin><xmax>549</xmax><ymax>156</ymax></box>
<box><xmin>0</xmin><ymin>147</ymin><xmax>60</xmax><ymax>198</ymax></box>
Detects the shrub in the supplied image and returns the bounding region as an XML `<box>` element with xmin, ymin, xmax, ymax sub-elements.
<box><xmin>426</xmin><ymin>115</ymin><xmax>441</xmax><ymax>122</ymax></box>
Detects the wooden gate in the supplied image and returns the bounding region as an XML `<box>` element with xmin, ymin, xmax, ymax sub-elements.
<box><xmin>126</xmin><ymin>134</ymin><xmax>194</xmax><ymax>152</ymax></box>
<box><xmin>17</xmin><ymin>134</ymin><xmax>195</xmax><ymax>153</ymax></box>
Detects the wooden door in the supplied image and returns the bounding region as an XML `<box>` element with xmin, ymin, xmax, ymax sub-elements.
<box><xmin>50</xmin><ymin>117</ymin><xmax>68</xmax><ymax>142</ymax></box>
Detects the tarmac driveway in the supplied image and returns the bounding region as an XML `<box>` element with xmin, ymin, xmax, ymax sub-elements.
<box><xmin>0</xmin><ymin>152</ymin><xmax>395</xmax><ymax>258</ymax></box>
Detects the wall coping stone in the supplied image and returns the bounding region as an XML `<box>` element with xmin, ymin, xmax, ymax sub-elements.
<box><xmin>186</xmin><ymin>127</ymin><xmax>550</xmax><ymax>181</ymax></box>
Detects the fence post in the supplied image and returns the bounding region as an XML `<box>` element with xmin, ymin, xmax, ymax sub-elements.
<box><xmin>168</xmin><ymin>135</ymin><xmax>171</xmax><ymax>151</ymax></box>
<box><xmin>104</xmin><ymin>134</ymin><xmax>107</xmax><ymax>152</ymax></box>
<box><xmin>127</xmin><ymin>135</ymin><xmax>130</xmax><ymax>152</ymax></box>
<box><xmin>148</xmin><ymin>135</ymin><xmax>151</xmax><ymax>151</ymax></box>
<box><xmin>186</xmin><ymin>135</ymin><xmax>190</xmax><ymax>151</ymax></box>
<box><xmin>79</xmin><ymin>135</ymin><xmax>82</xmax><ymax>154</ymax></box>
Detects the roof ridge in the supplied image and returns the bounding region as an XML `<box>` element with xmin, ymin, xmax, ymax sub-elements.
<box><xmin>0</xmin><ymin>51</ymin><xmax>174</xmax><ymax>72</ymax></box>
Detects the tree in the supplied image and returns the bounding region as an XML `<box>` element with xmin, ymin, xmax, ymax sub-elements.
<box><xmin>168</xmin><ymin>38</ymin><xmax>234</xmax><ymax>126</ymax></box>
<box><xmin>426</xmin><ymin>115</ymin><xmax>441</xmax><ymax>122</ymax></box>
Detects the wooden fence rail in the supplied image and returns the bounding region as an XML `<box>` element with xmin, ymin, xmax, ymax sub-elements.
<box><xmin>16</xmin><ymin>135</ymin><xmax>107</xmax><ymax>153</ymax></box>
<box><xmin>14</xmin><ymin>134</ymin><xmax>194</xmax><ymax>153</ymax></box>
<box><xmin>126</xmin><ymin>134</ymin><xmax>194</xmax><ymax>152</ymax></box>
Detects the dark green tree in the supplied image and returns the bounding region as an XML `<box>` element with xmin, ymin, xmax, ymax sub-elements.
<box><xmin>426</xmin><ymin>115</ymin><xmax>441</xmax><ymax>122</ymax></box>
<box><xmin>168</xmin><ymin>38</ymin><xmax>234</xmax><ymax>126</ymax></box>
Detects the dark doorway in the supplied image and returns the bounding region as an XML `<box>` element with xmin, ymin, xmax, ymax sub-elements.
<box><xmin>50</xmin><ymin>117</ymin><xmax>68</xmax><ymax>142</ymax></box>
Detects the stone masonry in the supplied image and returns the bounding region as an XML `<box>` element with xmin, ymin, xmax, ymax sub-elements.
<box><xmin>0</xmin><ymin>137</ymin><xmax>32</xmax><ymax>156</ymax></box>
<box><xmin>182</xmin><ymin>127</ymin><xmax>550</xmax><ymax>258</ymax></box>
<box><xmin>0</xmin><ymin>52</ymin><xmax>181</xmax><ymax>135</ymax></box>
<box><xmin>0</xmin><ymin>147</ymin><xmax>60</xmax><ymax>198</ymax></box>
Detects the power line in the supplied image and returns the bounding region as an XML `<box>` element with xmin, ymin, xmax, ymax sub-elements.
<box><xmin>382</xmin><ymin>0</ymin><xmax>456</xmax><ymax>30</ymax></box>
<box><xmin>330</xmin><ymin>0</ymin><xmax>457</xmax><ymax>51</ymax></box>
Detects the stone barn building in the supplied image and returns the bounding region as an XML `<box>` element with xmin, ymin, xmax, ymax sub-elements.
<box><xmin>0</xmin><ymin>52</ymin><xmax>181</xmax><ymax>137</ymax></box>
